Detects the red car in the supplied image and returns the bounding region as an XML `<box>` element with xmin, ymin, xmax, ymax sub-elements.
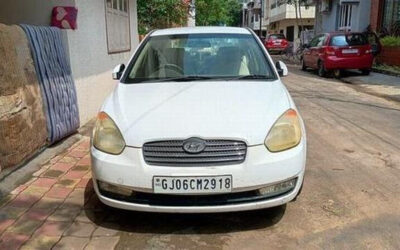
<box><xmin>264</xmin><ymin>34</ymin><xmax>289</xmax><ymax>54</ymax></box>
<box><xmin>302</xmin><ymin>32</ymin><xmax>373</xmax><ymax>77</ymax></box>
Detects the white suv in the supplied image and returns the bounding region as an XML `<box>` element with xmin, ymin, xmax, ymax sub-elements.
<box><xmin>91</xmin><ymin>27</ymin><xmax>306</xmax><ymax>213</ymax></box>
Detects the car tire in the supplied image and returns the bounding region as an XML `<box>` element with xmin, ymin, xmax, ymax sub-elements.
<box><xmin>361</xmin><ymin>69</ymin><xmax>371</xmax><ymax>75</ymax></box>
<box><xmin>317</xmin><ymin>61</ymin><xmax>326</xmax><ymax>77</ymax></box>
<box><xmin>333</xmin><ymin>69</ymin><xmax>342</xmax><ymax>78</ymax></box>
<box><xmin>301</xmin><ymin>58</ymin><xmax>307</xmax><ymax>71</ymax></box>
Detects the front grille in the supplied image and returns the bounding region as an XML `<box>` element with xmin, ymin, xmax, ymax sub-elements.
<box><xmin>143</xmin><ymin>139</ymin><xmax>247</xmax><ymax>166</ymax></box>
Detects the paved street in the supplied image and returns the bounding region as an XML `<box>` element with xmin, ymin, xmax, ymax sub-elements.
<box><xmin>1</xmin><ymin>66</ymin><xmax>400</xmax><ymax>249</ymax></box>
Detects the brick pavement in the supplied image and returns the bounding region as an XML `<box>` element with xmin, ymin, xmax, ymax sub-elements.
<box><xmin>0</xmin><ymin>137</ymin><xmax>121</xmax><ymax>250</ymax></box>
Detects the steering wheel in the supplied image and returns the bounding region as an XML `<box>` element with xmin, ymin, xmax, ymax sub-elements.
<box><xmin>155</xmin><ymin>63</ymin><xmax>184</xmax><ymax>75</ymax></box>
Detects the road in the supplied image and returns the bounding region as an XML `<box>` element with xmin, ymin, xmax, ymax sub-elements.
<box><xmin>2</xmin><ymin>66</ymin><xmax>400</xmax><ymax>249</ymax></box>
<box><xmin>113</xmin><ymin>65</ymin><xmax>400</xmax><ymax>249</ymax></box>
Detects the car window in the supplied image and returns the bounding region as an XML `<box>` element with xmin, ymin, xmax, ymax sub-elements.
<box><xmin>125</xmin><ymin>33</ymin><xmax>276</xmax><ymax>82</ymax></box>
<box><xmin>269</xmin><ymin>34</ymin><xmax>286</xmax><ymax>40</ymax></box>
<box><xmin>330</xmin><ymin>34</ymin><xmax>368</xmax><ymax>46</ymax></box>
<box><xmin>309</xmin><ymin>35</ymin><xmax>323</xmax><ymax>47</ymax></box>
<box><xmin>316</xmin><ymin>35</ymin><xmax>326</xmax><ymax>46</ymax></box>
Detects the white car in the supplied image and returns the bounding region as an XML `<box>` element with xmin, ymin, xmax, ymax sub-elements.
<box><xmin>91</xmin><ymin>27</ymin><xmax>306</xmax><ymax>213</ymax></box>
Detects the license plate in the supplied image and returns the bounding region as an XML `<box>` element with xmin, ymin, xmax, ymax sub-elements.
<box><xmin>153</xmin><ymin>175</ymin><xmax>232</xmax><ymax>194</ymax></box>
<box><xmin>342</xmin><ymin>49</ymin><xmax>358</xmax><ymax>54</ymax></box>
<box><xmin>273</xmin><ymin>41</ymin><xmax>281</xmax><ymax>45</ymax></box>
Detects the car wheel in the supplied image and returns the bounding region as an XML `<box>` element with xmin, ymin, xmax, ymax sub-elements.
<box><xmin>317</xmin><ymin>61</ymin><xmax>326</xmax><ymax>77</ymax></box>
<box><xmin>361</xmin><ymin>69</ymin><xmax>371</xmax><ymax>75</ymax></box>
<box><xmin>301</xmin><ymin>58</ymin><xmax>307</xmax><ymax>71</ymax></box>
<box><xmin>333</xmin><ymin>69</ymin><xmax>342</xmax><ymax>78</ymax></box>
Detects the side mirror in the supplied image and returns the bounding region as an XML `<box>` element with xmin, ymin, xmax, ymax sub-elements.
<box><xmin>112</xmin><ymin>64</ymin><xmax>125</xmax><ymax>80</ymax></box>
<box><xmin>275</xmin><ymin>61</ymin><xmax>288</xmax><ymax>77</ymax></box>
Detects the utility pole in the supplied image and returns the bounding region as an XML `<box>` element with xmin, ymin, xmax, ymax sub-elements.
<box><xmin>242</xmin><ymin>3</ymin><xmax>245</xmax><ymax>27</ymax></box>
<box><xmin>188</xmin><ymin>0</ymin><xmax>196</xmax><ymax>27</ymax></box>
<box><xmin>259</xmin><ymin>0</ymin><xmax>263</xmax><ymax>37</ymax></box>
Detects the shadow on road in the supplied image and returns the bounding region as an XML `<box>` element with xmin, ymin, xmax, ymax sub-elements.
<box><xmin>83</xmin><ymin>184</ymin><xmax>287</xmax><ymax>234</ymax></box>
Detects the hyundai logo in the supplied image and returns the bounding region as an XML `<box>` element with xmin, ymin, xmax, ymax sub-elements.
<box><xmin>182</xmin><ymin>138</ymin><xmax>206</xmax><ymax>154</ymax></box>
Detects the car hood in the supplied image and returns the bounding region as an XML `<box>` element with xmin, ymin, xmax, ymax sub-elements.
<box><xmin>103</xmin><ymin>80</ymin><xmax>291</xmax><ymax>147</ymax></box>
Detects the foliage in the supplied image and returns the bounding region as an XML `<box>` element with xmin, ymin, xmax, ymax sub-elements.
<box><xmin>137</xmin><ymin>0</ymin><xmax>188</xmax><ymax>34</ymax></box>
<box><xmin>196</xmin><ymin>0</ymin><xmax>241</xmax><ymax>26</ymax></box>
<box><xmin>380</xmin><ymin>36</ymin><xmax>400</xmax><ymax>47</ymax></box>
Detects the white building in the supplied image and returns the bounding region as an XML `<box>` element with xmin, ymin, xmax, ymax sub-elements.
<box><xmin>242</xmin><ymin>0</ymin><xmax>268</xmax><ymax>35</ymax></box>
<box><xmin>266</xmin><ymin>0</ymin><xmax>315</xmax><ymax>42</ymax></box>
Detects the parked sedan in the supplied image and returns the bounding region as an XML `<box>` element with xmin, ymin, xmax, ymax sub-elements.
<box><xmin>264</xmin><ymin>33</ymin><xmax>289</xmax><ymax>54</ymax></box>
<box><xmin>302</xmin><ymin>32</ymin><xmax>373</xmax><ymax>78</ymax></box>
<box><xmin>91</xmin><ymin>27</ymin><xmax>306</xmax><ymax>213</ymax></box>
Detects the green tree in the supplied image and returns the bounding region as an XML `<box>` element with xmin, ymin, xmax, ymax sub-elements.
<box><xmin>196</xmin><ymin>0</ymin><xmax>242</xmax><ymax>26</ymax></box>
<box><xmin>137</xmin><ymin>0</ymin><xmax>188</xmax><ymax>34</ymax></box>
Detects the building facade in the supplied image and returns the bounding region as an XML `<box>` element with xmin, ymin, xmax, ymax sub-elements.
<box><xmin>314</xmin><ymin>0</ymin><xmax>371</xmax><ymax>33</ymax></box>
<box><xmin>267</xmin><ymin>0</ymin><xmax>315</xmax><ymax>42</ymax></box>
<box><xmin>242</xmin><ymin>0</ymin><xmax>267</xmax><ymax>34</ymax></box>
<box><xmin>0</xmin><ymin>0</ymin><xmax>139</xmax><ymax>125</ymax></box>
<box><xmin>370</xmin><ymin>0</ymin><xmax>400</xmax><ymax>33</ymax></box>
<box><xmin>242</xmin><ymin>0</ymin><xmax>315</xmax><ymax>41</ymax></box>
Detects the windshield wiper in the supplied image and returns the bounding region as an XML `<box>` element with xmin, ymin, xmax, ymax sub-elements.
<box><xmin>230</xmin><ymin>75</ymin><xmax>274</xmax><ymax>80</ymax></box>
<box><xmin>152</xmin><ymin>76</ymin><xmax>214</xmax><ymax>82</ymax></box>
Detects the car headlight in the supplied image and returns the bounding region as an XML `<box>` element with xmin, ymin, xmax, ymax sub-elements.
<box><xmin>265</xmin><ymin>109</ymin><xmax>302</xmax><ymax>152</ymax></box>
<box><xmin>92</xmin><ymin>112</ymin><xmax>125</xmax><ymax>155</ymax></box>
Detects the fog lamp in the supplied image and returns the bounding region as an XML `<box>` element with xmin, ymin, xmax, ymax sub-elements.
<box><xmin>258</xmin><ymin>178</ymin><xmax>297</xmax><ymax>197</ymax></box>
<box><xmin>98</xmin><ymin>181</ymin><xmax>134</xmax><ymax>197</ymax></box>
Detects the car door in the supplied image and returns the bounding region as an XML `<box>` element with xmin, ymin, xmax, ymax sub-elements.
<box><xmin>310</xmin><ymin>35</ymin><xmax>327</xmax><ymax>69</ymax></box>
<box><xmin>303</xmin><ymin>35</ymin><xmax>321</xmax><ymax>69</ymax></box>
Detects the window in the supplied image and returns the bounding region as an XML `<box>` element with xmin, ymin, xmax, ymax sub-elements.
<box><xmin>125</xmin><ymin>34</ymin><xmax>276</xmax><ymax>83</ymax></box>
<box><xmin>330</xmin><ymin>34</ymin><xmax>368</xmax><ymax>46</ymax></box>
<box><xmin>338</xmin><ymin>4</ymin><xmax>352</xmax><ymax>31</ymax></box>
<box><xmin>105</xmin><ymin>0</ymin><xmax>130</xmax><ymax>54</ymax></box>
<box><xmin>382</xmin><ymin>0</ymin><xmax>400</xmax><ymax>29</ymax></box>
<box><xmin>269</xmin><ymin>34</ymin><xmax>286</xmax><ymax>40</ymax></box>
<box><xmin>309</xmin><ymin>35</ymin><xmax>325</xmax><ymax>47</ymax></box>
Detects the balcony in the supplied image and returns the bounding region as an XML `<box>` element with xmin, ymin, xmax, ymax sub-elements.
<box><xmin>247</xmin><ymin>0</ymin><xmax>262</xmax><ymax>10</ymax></box>
<box><xmin>269</xmin><ymin>4</ymin><xmax>315</xmax><ymax>23</ymax></box>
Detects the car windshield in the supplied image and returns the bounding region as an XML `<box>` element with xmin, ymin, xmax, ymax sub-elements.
<box><xmin>269</xmin><ymin>34</ymin><xmax>285</xmax><ymax>40</ymax></box>
<box><xmin>125</xmin><ymin>33</ymin><xmax>276</xmax><ymax>83</ymax></box>
<box><xmin>330</xmin><ymin>34</ymin><xmax>368</xmax><ymax>46</ymax></box>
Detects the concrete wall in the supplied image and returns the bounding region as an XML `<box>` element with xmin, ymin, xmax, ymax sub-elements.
<box><xmin>0</xmin><ymin>0</ymin><xmax>139</xmax><ymax>124</ymax></box>
<box><xmin>65</xmin><ymin>0</ymin><xmax>139</xmax><ymax>123</ymax></box>
<box><xmin>0</xmin><ymin>0</ymin><xmax>75</xmax><ymax>26</ymax></box>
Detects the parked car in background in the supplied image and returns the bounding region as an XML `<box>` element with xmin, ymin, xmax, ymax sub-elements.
<box><xmin>91</xmin><ymin>27</ymin><xmax>306</xmax><ymax>213</ymax></box>
<box><xmin>264</xmin><ymin>33</ymin><xmax>289</xmax><ymax>54</ymax></box>
<box><xmin>301</xmin><ymin>32</ymin><xmax>373</xmax><ymax>78</ymax></box>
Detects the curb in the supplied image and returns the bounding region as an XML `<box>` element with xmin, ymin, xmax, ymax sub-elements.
<box><xmin>372</xmin><ymin>67</ymin><xmax>400</xmax><ymax>78</ymax></box>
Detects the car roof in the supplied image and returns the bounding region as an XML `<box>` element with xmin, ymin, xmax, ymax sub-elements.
<box><xmin>150</xmin><ymin>26</ymin><xmax>252</xmax><ymax>36</ymax></box>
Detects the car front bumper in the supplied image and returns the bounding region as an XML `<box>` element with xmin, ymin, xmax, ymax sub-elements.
<box><xmin>90</xmin><ymin>140</ymin><xmax>306</xmax><ymax>213</ymax></box>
